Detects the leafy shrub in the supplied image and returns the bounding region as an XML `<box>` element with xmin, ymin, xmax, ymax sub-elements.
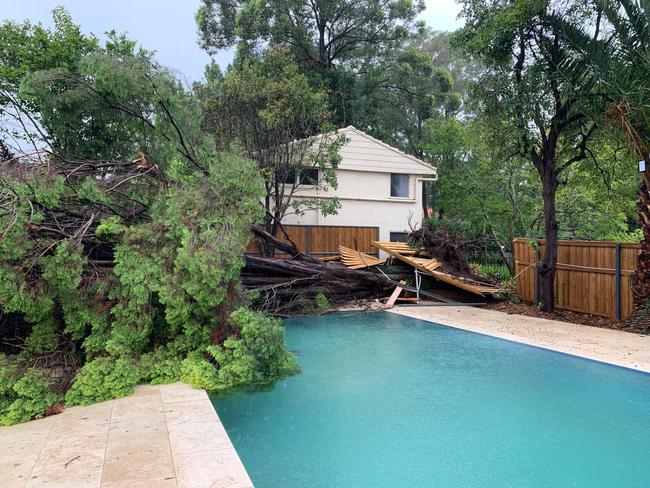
<box><xmin>313</xmin><ymin>293</ymin><xmax>330</xmax><ymax>314</ymax></box>
<box><xmin>180</xmin><ymin>354</ymin><xmax>220</xmax><ymax>390</ymax></box>
<box><xmin>65</xmin><ymin>358</ymin><xmax>140</xmax><ymax>406</ymax></box>
<box><xmin>139</xmin><ymin>347</ymin><xmax>183</xmax><ymax>385</ymax></box>
<box><xmin>207</xmin><ymin>308</ymin><xmax>299</xmax><ymax>389</ymax></box>
<box><xmin>0</xmin><ymin>365</ymin><xmax>60</xmax><ymax>425</ymax></box>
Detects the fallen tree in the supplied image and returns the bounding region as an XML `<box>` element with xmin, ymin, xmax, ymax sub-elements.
<box><xmin>0</xmin><ymin>47</ymin><xmax>300</xmax><ymax>424</ymax></box>
<box><xmin>243</xmin><ymin>225</ymin><xmax>392</xmax><ymax>313</ymax></box>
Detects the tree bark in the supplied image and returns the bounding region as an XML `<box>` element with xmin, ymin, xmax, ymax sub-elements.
<box><xmin>245</xmin><ymin>225</ymin><xmax>391</xmax><ymax>313</ymax></box>
<box><xmin>533</xmin><ymin>136</ymin><xmax>560</xmax><ymax>313</ymax></box>
<box><xmin>539</xmin><ymin>165</ymin><xmax>559</xmax><ymax>312</ymax></box>
<box><xmin>633</xmin><ymin>170</ymin><xmax>650</xmax><ymax>311</ymax></box>
<box><xmin>422</xmin><ymin>181</ymin><xmax>430</xmax><ymax>221</ymax></box>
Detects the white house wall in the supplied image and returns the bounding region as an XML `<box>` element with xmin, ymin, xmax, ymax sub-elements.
<box><xmin>336</xmin><ymin>128</ymin><xmax>437</xmax><ymax>175</ymax></box>
<box><xmin>282</xmin><ymin>169</ymin><xmax>426</xmax><ymax>245</ymax></box>
<box><xmin>280</xmin><ymin>126</ymin><xmax>436</xmax><ymax>254</ymax></box>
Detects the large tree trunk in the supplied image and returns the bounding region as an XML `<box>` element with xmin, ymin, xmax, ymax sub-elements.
<box><xmin>243</xmin><ymin>225</ymin><xmax>391</xmax><ymax>313</ymax></box>
<box><xmin>538</xmin><ymin>160</ymin><xmax>559</xmax><ymax>312</ymax></box>
<box><xmin>422</xmin><ymin>181</ymin><xmax>430</xmax><ymax>221</ymax></box>
<box><xmin>633</xmin><ymin>170</ymin><xmax>650</xmax><ymax>311</ymax></box>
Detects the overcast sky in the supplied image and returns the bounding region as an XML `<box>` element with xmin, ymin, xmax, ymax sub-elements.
<box><xmin>1</xmin><ymin>0</ymin><xmax>463</xmax><ymax>83</ymax></box>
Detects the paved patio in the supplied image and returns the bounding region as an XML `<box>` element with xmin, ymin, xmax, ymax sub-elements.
<box><xmin>391</xmin><ymin>305</ymin><xmax>650</xmax><ymax>373</ymax></box>
<box><xmin>0</xmin><ymin>382</ymin><xmax>253</xmax><ymax>488</ymax></box>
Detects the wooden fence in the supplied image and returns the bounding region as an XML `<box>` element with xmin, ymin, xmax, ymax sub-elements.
<box><xmin>247</xmin><ymin>225</ymin><xmax>379</xmax><ymax>257</ymax></box>
<box><xmin>513</xmin><ymin>238</ymin><xmax>641</xmax><ymax>320</ymax></box>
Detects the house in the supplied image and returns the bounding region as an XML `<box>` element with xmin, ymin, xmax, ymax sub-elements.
<box><xmin>282</xmin><ymin>126</ymin><xmax>438</xmax><ymax>245</ymax></box>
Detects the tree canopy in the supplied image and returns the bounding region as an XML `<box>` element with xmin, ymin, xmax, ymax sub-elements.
<box><xmin>0</xmin><ymin>10</ymin><xmax>298</xmax><ymax>425</ymax></box>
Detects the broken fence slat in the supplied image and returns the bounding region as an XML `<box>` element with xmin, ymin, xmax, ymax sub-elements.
<box><xmin>386</xmin><ymin>280</ymin><xmax>406</xmax><ymax>308</ymax></box>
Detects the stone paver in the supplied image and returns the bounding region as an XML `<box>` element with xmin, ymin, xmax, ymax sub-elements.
<box><xmin>0</xmin><ymin>383</ymin><xmax>254</xmax><ymax>488</ymax></box>
<box><xmin>391</xmin><ymin>305</ymin><xmax>650</xmax><ymax>373</ymax></box>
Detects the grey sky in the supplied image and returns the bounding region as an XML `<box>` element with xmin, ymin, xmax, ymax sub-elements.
<box><xmin>1</xmin><ymin>0</ymin><xmax>462</xmax><ymax>83</ymax></box>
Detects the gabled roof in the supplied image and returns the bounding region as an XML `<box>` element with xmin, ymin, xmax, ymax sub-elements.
<box><xmin>336</xmin><ymin>126</ymin><xmax>437</xmax><ymax>177</ymax></box>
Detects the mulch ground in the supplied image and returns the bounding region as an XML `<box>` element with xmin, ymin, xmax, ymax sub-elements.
<box><xmin>485</xmin><ymin>301</ymin><xmax>650</xmax><ymax>335</ymax></box>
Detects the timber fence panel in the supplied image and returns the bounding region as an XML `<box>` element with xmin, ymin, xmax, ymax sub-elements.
<box><xmin>247</xmin><ymin>225</ymin><xmax>380</xmax><ymax>258</ymax></box>
<box><xmin>513</xmin><ymin>238</ymin><xmax>640</xmax><ymax>320</ymax></box>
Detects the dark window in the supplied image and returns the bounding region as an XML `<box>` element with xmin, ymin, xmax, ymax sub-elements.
<box><xmin>284</xmin><ymin>168</ymin><xmax>298</xmax><ymax>185</ymax></box>
<box><xmin>390</xmin><ymin>173</ymin><xmax>409</xmax><ymax>197</ymax></box>
<box><xmin>390</xmin><ymin>232</ymin><xmax>409</xmax><ymax>242</ymax></box>
<box><xmin>300</xmin><ymin>168</ymin><xmax>318</xmax><ymax>185</ymax></box>
<box><xmin>284</xmin><ymin>168</ymin><xmax>318</xmax><ymax>185</ymax></box>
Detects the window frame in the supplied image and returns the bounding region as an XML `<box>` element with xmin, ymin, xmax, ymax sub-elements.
<box><xmin>389</xmin><ymin>232</ymin><xmax>409</xmax><ymax>243</ymax></box>
<box><xmin>285</xmin><ymin>167</ymin><xmax>319</xmax><ymax>186</ymax></box>
<box><xmin>390</xmin><ymin>173</ymin><xmax>410</xmax><ymax>198</ymax></box>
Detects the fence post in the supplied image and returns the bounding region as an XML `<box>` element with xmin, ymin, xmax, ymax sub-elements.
<box><xmin>534</xmin><ymin>241</ymin><xmax>540</xmax><ymax>306</ymax></box>
<box><xmin>615</xmin><ymin>243</ymin><xmax>622</xmax><ymax>320</ymax></box>
<box><xmin>305</xmin><ymin>226</ymin><xmax>313</xmax><ymax>255</ymax></box>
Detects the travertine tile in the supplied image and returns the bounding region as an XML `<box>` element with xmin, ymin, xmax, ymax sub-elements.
<box><xmin>0</xmin><ymin>383</ymin><xmax>254</xmax><ymax>488</ymax></box>
<box><xmin>391</xmin><ymin>306</ymin><xmax>650</xmax><ymax>372</ymax></box>
<box><xmin>50</xmin><ymin>401</ymin><xmax>113</xmax><ymax>437</ymax></box>
<box><xmin>167</xmin><ymin>420</ymin><xmax>232</xmax><ymax>456</ymax></box>
<box><xmin>102</xmin><ymin>477</ymin><xmax>177</xmax><ymax>488</ymax></box>
<box><xmin>26</xmin><ymin>451</ymin><xmax>104</xmax><ymax>488</ymax></box>
<box><xmin>174</xmin><ymin>448</ymin><xmax>253</xmax><ymax>488</ymax></box>
<box><xmin>111</xmin><ymin>394</ymin><xmax>164</xmax><ymax>420</ymax></box>
<box><xmin>36</xmin><ymin>433</ymin><xmax>107</xmax><ymax>466</ymax></box>
<box><xmin>108</xmin><ymin>415</ymin><xmax>167</xmax><ymax>443</ymax></box>
<box><xmin>102</xmin><ymin>433</ymin><xmax>176</xmax><ymax>485</ymax></box>
<box><xmin>0</xmin><ymin>419</ymin><xmax>54</xmax><ymax>462</ymax></box>
<box><xmin>0</xmin><ymin>456</ymin><xmax>40</xmax><ymax>488</ymax></box>
<box><xmin>132</xmin><ymin>384</ymin><xmax>161</xmax><ymax>395</ymax></box>
<box><xmin>163</xmin><ymin>399</ymin><xmax>220</xmax><ymax>426</ymax></box>
<box><xmin>160</xmin><ymin>383</ymin><xmax>208</xmax><ymax>404</ymax></box>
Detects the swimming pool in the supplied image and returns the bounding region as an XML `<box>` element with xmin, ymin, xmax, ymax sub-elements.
<box><xmin>210</xmin><ymin>312</ymin><xmax>650</xmax><ymax>487</ymax></box>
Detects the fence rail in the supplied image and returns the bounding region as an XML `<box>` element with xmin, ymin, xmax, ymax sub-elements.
<box><xmin>513</xmin><ymin>238</ymin><xmax>640</xmax><ymax>320</ymax></box>
<box><xmin>247</xmin><ymin>225</ymin><xmax>379</xmax><ymax>257</ymax></box>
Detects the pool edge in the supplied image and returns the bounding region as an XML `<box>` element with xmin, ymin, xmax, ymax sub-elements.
<box><xmin>389</xmin><ymin>306</ymin><xmax>650</xmax><ymax>375</ymax></box>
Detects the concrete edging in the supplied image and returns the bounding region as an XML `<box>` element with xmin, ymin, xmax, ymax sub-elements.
<box><xmin>390</xmin><ymin>306</ymin><xmax>650</xmax><ymax>373</ymax></box>
<box><xmin>0</xmin><ymin>382</ymin><xmax>253</xmax><ymax>488</ymax></box>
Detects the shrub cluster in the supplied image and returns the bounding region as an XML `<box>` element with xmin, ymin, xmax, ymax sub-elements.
<box><xmin>0</xmin><ymin>154</ymin><xmax>299</xmax><ymax>425</ymax></box>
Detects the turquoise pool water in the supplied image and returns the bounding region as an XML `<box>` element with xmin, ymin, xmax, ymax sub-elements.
<box><xmin>210</xmin><ymin>312</ymin><xmax>650</xmax><ymax>487</ymax></box>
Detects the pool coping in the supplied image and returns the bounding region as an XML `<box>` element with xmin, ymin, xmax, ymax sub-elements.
<box><xmin>390</xmin><ymin>306</ymin><xmax>650</xmax><ymax>374</ymax></box>
<box><xmin>0</xmin><ymin>382</ymin><xmax>254</xmax><ymax>488</ymax></box>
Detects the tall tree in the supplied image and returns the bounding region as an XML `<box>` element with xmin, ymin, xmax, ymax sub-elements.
<box><xmin>196</xmin><ymin>0</ymin><xmax>424</xmax><ymax>67</ymax></box>
<box><xmin>551</xmin><ymin>0</ymin><xmax>650</xmax><ymax>313</ymax></box>
<box><xmin>0</xmin><ymin>7</ymin><xmax>97</xmax><ymax>155</ymax></box>
<box><xmin>454</xmin><ymin>0</ymin><xmax>601</xmax><ymax>312</ymax></box>
<box><xmin>197</xmin><ymin>47</ymin><xmax>345</xmax><ymax>245</ymax></box>
<box><xmin>196</xmin><ymin>0</ymin><xmax>425</xmax><ymax>125</ymax></box>
<box><xmin>356</xmin><ymin>32</ymin><xmax>464</xmax><ymax>217</ymax></box>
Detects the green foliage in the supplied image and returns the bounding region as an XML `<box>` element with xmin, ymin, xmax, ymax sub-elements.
<box><xmin>196</xmin><ymin>0</ymin><xmax>424</xmax><ymax>67</ymax></box>
<box><xmin>207</xmin><ymin>308</ymin><xmax>299</xmax><ymax>389</ymax></box>
<box><xmin>180</xmin><ymin>355</ymin><xmax>220</xmax><ymax>390</ymax></box>
<box><xmin>139</xmin><ymin>348</ymin><xmax>183</xmax><ymax>385</ymax></box>
<box><xmin>0</xmin><ymin>365</ymin><xmax>60</xmax><ymax>426</ymax></box>
<box><xmin>313</xmin><ymin>293</ymin><xmax>331</xmax><ymax>314</ymax></box>
<box><xmin>199</xmin><ymin>47</ymin><xmax>345</xmax><ymax>225</ymax></box>
<box><xmin>359</xmin><ymin>35</ymin><xmax>463</xmax><ymax>158</ymax></box>
<box><xmin>0</xmin><ymin>8</ymin><xmax>297</xmax><ymax>425</ymax></box>
<box><xmin>65</xmin><ymin>358</ymin><xmax>140</xmax><ymax>406</ymax></box>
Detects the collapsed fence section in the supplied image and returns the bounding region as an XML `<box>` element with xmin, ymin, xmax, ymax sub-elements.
<box><xmin>513</xmin><ymin>238</ymin><xmax>640</xmax><ymax>320</ymax></box>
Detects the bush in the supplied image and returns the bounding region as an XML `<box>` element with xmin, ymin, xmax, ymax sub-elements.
<box><xmin>314</xmin><ymin>293</ymin><xmax>330</xmax><ymax>314</ymax></box>
<box><xmin>65</xmin><ymin>358</ymin><xmax>140</xmax><ymax>406</ymax></box>
<box><xmin>180</xmin><ymin>355</ymin><xmax>221</xmax><ymax>390</ymax></box>
<box><xmin>207</xmin><ymin>308</ymin><xmax>299</xmax><ymax>389</ymax></box>
<box><xmin>0</xmin><ymin>365</ymin><xmax>61</xmax><ymax>425</ymax></box>
<box><xmin>139</xmin><ymin>347</ymin><xmax>183</xmax><ymax>385</ymax></box>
